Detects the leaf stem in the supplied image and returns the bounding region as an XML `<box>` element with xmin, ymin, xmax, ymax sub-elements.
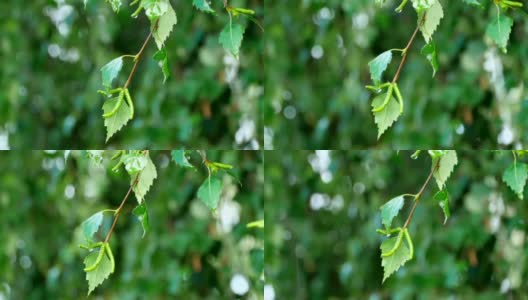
<box><xmin>402</xmin><ymin>158</ymin><xmax>440</xmax><ymax>229</ymax></box>
<box><xmin>123</xmin><ymin>20</ymin><xmax>159</xmax><ymax>90</ymax></box>
<box><xmin>391</xmin><ymin>13</ymin><xmax>427</xmax><ymax>84</ymax></box>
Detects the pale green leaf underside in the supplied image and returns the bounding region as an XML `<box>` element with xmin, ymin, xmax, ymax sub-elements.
<box><xmin>81</xmin><ymin>212</ymin><xmax>103</xmax><ymax>241</ymax></box>
<box><xmin>381</xmin><ymin>236</ymin><xmax>411</xmax><ymax>282</ymax></box>
<box><xmin>502</xmin><ymin>162</ymin><xmax>528</xmax><ymax>199</ymax></box>
<box><xmin>153</xmin><ymin>48</ymin><xmax>170</xmax><ymax>83</ymax></box>
<box><xmin>432</xmin><ymin>150</ymin><xmax>458</xmax><ymax>189</ymax></box>
<box><xmin>101</xmin><ymin>57</ymin><xmax>123</xmax><ymax>88</ymax></box>
<box><xmin>153</xmin><ymin>1</ymin><xmax>177</xmax><ymax>50</ymax></box>
<box><xmin>84</xmin><ymin>251</ymin><xmax>113</xmax><ymax>295</ymax></box>
<box><xmin>132</xmin><ymin>154</ymin><xmax>157</xmax><ymax>203</ymax></box>
<box><xmin>419</xmin><ymin>0</ymin><xmax>443</xmax><ymax>43</ymax></box>
<box><xmin>421</xmin><ymin>41</ymin><xmax>438</xmax><ymax>77</ymax></box>
<box><xmin>368</xmin><ymin>51</ymin><xmax>392</xmax><ymax>85</ymax></box>
<box><xmin>197</xmin><ymin>176</ymin><xmax>223</xmax><ymax>210</ymax></box>
<box><xmin>102</xmin><ymin>98</ymin><xmax>132</xmax><ymax>142</ymax></box>
<box><xmin>219</xmin><ymin>22</ymin><xmax>245</xmax><ymax>58</ymax></box>
<box><xmin>372</xmin><ymin>93</ymin><xmax>402</xmax><ymax>139</ymax></box>
<box><xmin>434</xmin><ymin>189</ymin><xmax>450</xmax><ymax>224</ymax></box>
<box><xmin>380</xmin><ymin>195</ymin><xmax>405</xmax><ymax>228</ymax></box>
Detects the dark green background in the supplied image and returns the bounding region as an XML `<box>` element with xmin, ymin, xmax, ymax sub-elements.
<box><xmin>0</xmin><ymin>0</ymin><xmax>263</xmax><ymax>149</ymax></box>
<box><xmin>265</xmin><ymin>150</ymin><xmax>528</xmax><ymax>299</ymax></box>
<box><xmin>0</xmin><ymin>150</ymin><xmax>263</xmax><ymax>299</ymax></box>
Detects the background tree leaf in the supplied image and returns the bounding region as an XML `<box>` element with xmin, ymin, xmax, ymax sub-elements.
<box><xmin>171</xmin><ymin>150</ymin><xmax>195</xmax><ymax>169</ymax></box>
<box><xmin>197</xmin><ymin>176</ymin><xmax>223</xmax><ymax>210</ymax></box>
<box><xmin>502</xmin><ymin>162</ymin><xmax>528</xmax><ymax>199</ymax></box>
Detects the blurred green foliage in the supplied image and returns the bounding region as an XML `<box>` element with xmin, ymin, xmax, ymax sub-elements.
<box><xmin>0</xmin><ymin>150</ymin><xmax>263</xmax><ymax>299</ymax></box>
<box><xmin>0</xmin><ymin>0</ymin><xmax>262</xmax><ymax>148</ymax></box>
<box><xmin>264</xmin><ymin>0</ymin><xmax>528</xmax><ymax>149</ymax></box>
<box><xmin>265</xmin><ymin>150</ymin><xmax>528</xmax><ymax>299</ymax></box>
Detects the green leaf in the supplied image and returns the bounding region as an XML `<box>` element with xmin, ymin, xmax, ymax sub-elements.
<box><xmin>371</xmin><ymin>93</ymin><xmax>402</xmax><ymax>139</ymax></box>
<box><xmin>486</xmin><ymin>14</ymin><xmax>513</xmax><ymax>53</ymax></box>
<box><xmin>421</xmin><ymin>41</ymin><xmax>438</xmax><ymax>77</ymax></box>
<box><xmin>432</xmin><ymin>150</ymin><xmax>458</xmax><ymax>190</ymax></box>
<box><xmin>419</xmin><ymin>0</ymin><xmax>443</xmax><ymax>43</ymax></box>
<box><xmin>193</xmin><ymin>0</ymin><xmax>215</xmax><ymax>13</ymax></box>
<box><xmin>152</xmin><ymin>1</ymin><xmax>177</xmax><ymax>49</ymax></box>
<box><xmin>102</xmin><ymin>98</ymin><xmax>132</xmax><ymax>142</ymax></box>
<box><xmin>411</xmin><ymin>0</ymin><xmax>436</xmax><ymax>12</ymax></box>
<box><xmin>502</xmin><ymin>162</ymin><xmax>528</xmax><ymax>199</ymax></box>
<box><xmin>434</xmin><ymin>189</ymin><xmax>450</xmax><ymax>224</ymax></box>
<box><xmin>380</xmin><ymin>195</ymin><xmax>405</xmax><ymax>229</ymax></box>
<box><xmin>106</xmin><ymin>0</ymin><xmax>122</xmax><ymax>12</ymax></box>
<box><xmin>250</xmin><ymin>249</ymin><xmax>264</xmax><ymax>274</ymax></box>
<box><xmin>197</xmin><ymin>176</ymin><xmax>223</xmax><ymax>210</ymax></box>
<box><xmin>380</xmin><ymin>236</ymin><xmax>411</xmax><ymax>282</ymax></box>
<box><xmin>132</xmin><ymin>154</ymin><xmax>157</xmax><ymax>203</ymax></box>
<box><xmin>219</xmin><ymin>22</ymin><xmax>245</xmax><ymax>59</ymax></box>
<box><xmin>142</xmin><ymin>0</ymin><xmax>169</xmax><ymax>21</ymax></box>
<box><xmin>81</xmin><ymin>212</ymin><xmax>104</xmax><ymax>241</ymax></box>
<box><xmin>171</xmin><ymin>150</ymin><xmax>195</xmax><ymax>169</ymax></box>
<box><xmin>368</xmin><ymin>51</ymin><xmax>392</xmax><ymax>86</ymax></box>
<box><xmin>101</xmin><ymin>57</ymin><xmax>123</xmax><ymax>88</ymax></box>
<box><xmin>133</xmin><ymin>202</ymin><xmax>150</xmax><ymax>238</ymax></box>
<box><xmin>152</xmin><ymin>48</ymin><xmax>170</xmax><ymax>83</ymax></box>
<box><xmin>84</xmin><ymin>250</ymin><xmax>113</xmax><ymax>295</ymax></box>
<box><xmin>462</xmin><ymin>0</ymin><xmax>481</xmax><ymax>6</ymax></box>
<box><xmin>122</xmin><ymin>152</ymin><xmax>148</xmax><ymax>174</ymax></box>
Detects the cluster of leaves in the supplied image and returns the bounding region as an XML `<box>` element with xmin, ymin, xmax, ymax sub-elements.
<box><xmin>79</xmin><ymin>149</ymin><xmax>236</xmax><ymax>294</ymax></box>
<box><xmin>368</xmin><ymin>0</ymin><xmax>524</xmax><ymax>138</ymax></box>
<box><xmin>378</xmin><ymin>150</ymin><xmax>458</xmax><ymax>282</ymax></box>
<box><xmin>89</xmin><ymin>0</ymin><xmax>260</xmax><ymax>141</ymax></box>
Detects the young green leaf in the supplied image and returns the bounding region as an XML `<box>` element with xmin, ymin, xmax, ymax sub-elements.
<box><xmin>122</xmin><ymin>152</ymin><xmax>148</xmax><ymax>174</ymax></box>
<box><xmin>432</xmin><ymin>150</ymin><xmax>458</xmax><ymax>190</ymax></box>
<box><xmin>380</xmin><ymin>236</ymin><xmax>411</xmax><ymax>282</ymax></box>
<box><xmin>102</xmin><ymin>98</ymin><xmax>132</xmax><ymax>142</ymax></box>
<box><xmin>371</xmin><ymin>92</ymin><xmax>402</xmax><ymax>139</ymax></box>
<box><xmin>411</xmin><ymin>0</ymin><xmax>436</xmax><ymax>12</ymax></box>
<box><xmin>486</xmin><ymin>14</ymin><xmax>513</xmax><ymax>53</ymax></box>
<box><xmin>133</xmin><ymin>202</ymin><xmax>150</xmax><ymax>238</ymax></box>
<box><xmin>368</xmin><ymin>51</ymin><xmax>392</xmax><ymax>86</ymax></box>
<box><xmin>171</xmin><ymin>150</ymin><xmax>195</xmax><ymax>169</ymax></box>
<box><xmin>152</xmin><ymin>48</ymin><xmax>170</xmax><ymax>83</ymax></box>
<box><xmin>81</xmin><ymin>212</ymin><xmax>104</xmax><ymax>241</ymax></box>
<box><xmin>142</xmin><ymin>0</ymin><xmax>169</xmax><ymax>21</ymax></box>
<box><xmin>380</xmin><ymin>195</ymin><xmax>405</xmax><ymax>229</ymax></box>
<box><xmin>502</xmin><ymin>162</ymin><xmax>528</xmax><ymax>199</ymax></box>
<box><xmin>193</xmin><ymin>0</ymin><xmax>215</xmax><ymax>13</ymax></box>
<box><xmin>153</xmin><ymin>1</ymin><xmax>177</xmax><ymax>50</ymax></box>
<box><xmin>84</xmin><ymin>250</ymin><xmax>113</xmax><ymax>295</ymax></box>
<box><xmin>197</xmin><ymin>176</ymin><xmax>223</xmax><ymax>210</ymax></box>
<box><xmin>421</xmin><ymin>41</ymin><xmax>438</xmax><ymax>77</ymax></box>
<box><xmin>219</xmin><ymin>22</ymin><xmax>245</xmax><ymax>59</ymax></box>
<box><xmin>434</xmin><ymin>189</ymin><xmax>450</xmax><ymax>224</ymax></box>
<box><xmin>132</xmin><ymin>154</ymin><xmax>157</xmax><ymax>203</ymax></box>
<box><xmin>419</xmin><ymin>0</ymin><xmax>443</xmax><ymax>43</ymax></box>
<box><xmin>101</xmin><ymin>57</ymin><xmax>123</xmax><ymax>88</ymax></box>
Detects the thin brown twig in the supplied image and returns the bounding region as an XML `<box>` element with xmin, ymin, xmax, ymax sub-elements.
<box><xmin>123</xmin><ymin>21</ymin><xmax>159</xmax><ymax>89</ymax></box>
<box><xmin>403</xmin><ymin>158</ymin><xmax>440</xmax><ymax>229</ymax></box>
<box><xmin>104</xmin><ymin>173</ymin><xmax>140</xmax><ymax>243</ymax></box>
<box><xmin>391</xmin><ymin>13</ymin><xmax>427</xmax><ymax>84</ymax></box>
